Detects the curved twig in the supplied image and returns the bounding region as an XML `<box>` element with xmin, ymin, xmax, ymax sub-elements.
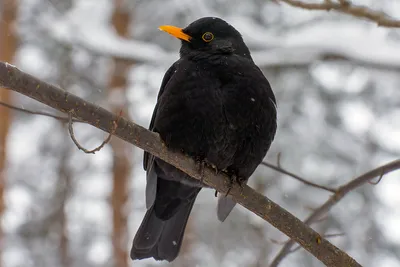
<box><xmin>67</xmin><ymin>111</ymin><xmax>120</xmax><ymax>154</ymax></box>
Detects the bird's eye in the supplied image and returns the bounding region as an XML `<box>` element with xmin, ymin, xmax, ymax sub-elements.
<box><xmin>202</xmin><ymin>32</ymin><xmax>214</xmax><ymax>42</ymax></box>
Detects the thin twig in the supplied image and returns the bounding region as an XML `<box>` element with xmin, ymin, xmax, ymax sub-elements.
<box><xmin>314</xmin><ymin>213</ymin><xmax>329</xmax><ymax>223</ymax></box>
<box><xmin>0</xmin><ymin>101</ymin><xmax>82</xmax><ymax>122</ymax></box>
<box><xmin>67</xmin><ymin>110</ymin><xmax>120</xmax><ymax>154</ymax></box>
<box><xmin>270</xmin><ymin>158</ymin><xmax>400</xmax><ymax>267</ymax></box>
<box><xmin>278</xmin><ymin>0</ymin><xmax>400</xmax><ymax>28</ymax></box>
<box><xmin>324</xmin><ymin>232</ymin><xmax>346</xmax><ymax>238</ymax></box>
<box><xmin>270</xmin><ymin>238</ymin><xmax>289</xmax><ymax>245</ymax></box>
<box><xmin>276</xmin><ymin>152</ymin><xmax>282</xmax><ymax>168</ymax></box>
<box><xmin>261</xmin><ymin>161</ymin><xmax>336</xmax><ymax>193</ymax></box>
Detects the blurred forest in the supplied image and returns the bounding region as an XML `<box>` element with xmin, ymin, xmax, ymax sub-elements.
<box><xmin>1</xmin><ymin>0</ymin><xmax>400</xmax><ymax>267</ymax></box>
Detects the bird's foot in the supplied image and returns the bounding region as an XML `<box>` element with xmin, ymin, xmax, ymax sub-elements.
<box><xmin>195</xmin><ymin>157</ymin><xmax>206</xmax><ymax>183</ymax></box>
<box><xmin>208</xmin><ymin>162</ymin><xmax>220</xmax><ymax>175</ymax></box>
<box><xmin>215</xmin><ymin>190</ymin><xmax>218</xmax><ymax>197</ymax></box>
<box><xmin>197</xmin><ymin>158</ymin><xmax>222</xmax><ymax>179</ymax></box>
<box><xmin>225</xmin><ymin>173</ymin><xmax>236</xmax><ymax>197</ymax></box>
<box><xmin>225</xmin><ymin>171</ymin><xmax>245</xmax><ymax>197</ymax></box>
<box><xmin>201</xmin><ymin>159</ymin><xmax>220</xmax><ymax>174</ymax></box>
<box><xmin>236</xmin><ymin>176</ymin><xmax>246</xmax><ymax>188</ymax></box>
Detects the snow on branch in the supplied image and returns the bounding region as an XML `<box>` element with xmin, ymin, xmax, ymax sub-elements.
<box><xmin>279</xmin><ymin>0</ymin><xmax>400</xmax><ymax>28</ymax></box>
<box><xmin>0</xmin><ymin>61</ymin><xmax>365</xmax><ymax>267</ymax></box>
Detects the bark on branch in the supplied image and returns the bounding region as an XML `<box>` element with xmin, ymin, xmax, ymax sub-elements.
<box><xmin>0</xmin><ymin>61</ymin><xmax>362</xmax><ymax>267</ymax></box>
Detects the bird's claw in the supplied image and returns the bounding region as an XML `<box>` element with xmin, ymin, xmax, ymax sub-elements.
<box><xmin>197</xmin><ymin>159</ymin><xmax>222</xmax><ymax>180</ymax></box>
<box><xmin>214</xmin><ymin>190</ymin><xmax>218</xmax><ymax>197</ymax></box>
<box><xmin>195</xmin><ymin>157</ymin><xmax>206</xmax><ymax>184</ymax></box>
<box><xmin>237</xmin><ymin>176</ymin><xmax>246</xmax><ymax>188</ymax></box>
<box><xmin>210</xmin><ymin>163</ymin><xmax>220</xmax><ymax>175</ymax></box>
<box><xmin>225</xmin><ymin>172</ymin><xmax>245</xmax><ymax>196</ymax></box>
<box><xmin>225</xmin><ymin>173</ymin><xmax>235</xmax><ymax>197</ymax></box>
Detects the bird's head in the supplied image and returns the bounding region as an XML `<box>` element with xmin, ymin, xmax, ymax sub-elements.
<box><xmin>159</xmin><ymin>17</ymin><xmax>252</xmax><ymax>59</ymax></box>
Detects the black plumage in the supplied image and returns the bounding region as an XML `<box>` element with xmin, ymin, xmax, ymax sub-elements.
<box><xmin>130</xmin><ymin>17</ymin><xmax>277</xmax><ymax>262</ymax></box>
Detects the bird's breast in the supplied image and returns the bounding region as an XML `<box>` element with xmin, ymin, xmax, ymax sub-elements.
<box><xmin>155</xmin><ymin>58</ymin><xmax>274</xmax><ymax>171</ymax></box>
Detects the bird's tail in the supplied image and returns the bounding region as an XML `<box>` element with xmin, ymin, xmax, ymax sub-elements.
<box><xmin>130</xmin><ymin>192</ymin><xmax>198</xmax><ymax>262</ymax></box>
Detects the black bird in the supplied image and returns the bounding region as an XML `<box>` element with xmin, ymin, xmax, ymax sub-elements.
<box><xmin>130</xmin><ymin>17</ymin><xmax>277</xmax><ymax>262</ymax></box>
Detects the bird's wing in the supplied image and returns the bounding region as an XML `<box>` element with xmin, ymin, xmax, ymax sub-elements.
<box><xmin>218</xmin><ymin>63</ymin><xmax>277</xmax><ymax>221</ymax></box>
<box><xmin>144</xmin><ymin>62</ymin><xmax>178</xmax><ymax>209</ymax></box>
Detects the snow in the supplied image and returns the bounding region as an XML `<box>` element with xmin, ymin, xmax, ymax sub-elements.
<box><xmin>7</xmin><ymin>117</ymin><xmax>54</xmax><ymax>163</ymax></box>
<box><xmin>16</xmin><ymin>45</ymin><xmax>53</xmax><ymax>79</ymax></box>
<box><xmin>48</xmin><ymin>5</ymin><xmax>175</xmax><ymax>64</ymax></box>
<box><xmin>3</xmin><ymin>186</ymin><xmax>32</xmax><ymax>232</ymax></box>
<box><xmin>253</xmin><ymin>21</ymin><xmax>400</xmax><ymax>67</ymax></box>
<box><xmin>377</xmin><ymin>209</ymin><xmax>400</xmax><ymax>243</ymax></box>
<box><xmin>375</xmin><ymin>256</ymin><xmax>400</xmax><ymax>267</ymax></box>
<box><xmin>372</xmin><ymin>110</ymin><xmax>400</xmax><ymax>151</ymax></box>
<box><xmin>339</xmin><ymin>101</ymin><xmax>375</xmax><ymax>136</ymax></box>
<box><xmin>376</xmin><ymin>172</ymin><xmax>400</xmax><ymax>209</ymax></box>
<box><xmin>4</xmin><ymin>62</ymin><xmax>16</xmax><ymax>68</ymax></box>
<box><xmin>87</xmin><ymin>238</ymin><xmax>111</xmax><ymax>264</ymax></box>
<box><xmin>45</xmin><ymin>6</ymin><xmax>400</xmax><ymax>69</ymax></box>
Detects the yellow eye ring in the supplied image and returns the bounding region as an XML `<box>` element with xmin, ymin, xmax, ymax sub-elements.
<box><xmin>202</xmin><ymin>32</ymin><xmax>214</xmax><ymax>42</ymax></box>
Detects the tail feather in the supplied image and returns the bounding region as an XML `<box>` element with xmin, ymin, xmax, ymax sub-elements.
<box><xmin>217</xmin><ymin>179</ymin><xmax>248</xmax><ymax>221</ymax></box>
<box><xmin>156</xmin><ymin>197</ymin><xmax>196</xmax><ymax>260</ymax></box>
<box><xmin>131</xmin><ymin>205</ymin><xmax>164</xmax><ymax>253</ymax></box>
<box><xmin>217</xmin><ymin>195</ymin><xmax>237</xmax><ymax>222</ymax></box>
<box><xmin>130</xmin><ymin>191</ymin><xmax>199</xmax><ymax>262</ymax></box>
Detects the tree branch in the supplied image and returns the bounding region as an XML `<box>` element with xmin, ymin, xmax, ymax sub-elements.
<box><xmin>0</xmin><ymin>97</ymin><xmax>388</xmax><ymax>196</ymax></box>
<box><xmin>0</xmin><ymin>61</ymin><xmax>362</xmax><ymax>266</ymax></box>
<box><xmin>270</xmin><ymin>158</ymin><xmax>400</xmax><ymax>266</ymax></box>
<box><xmin>279</xmin><ymin>0</ymin><xmax>400</xmax><ymax>28</ymax></box>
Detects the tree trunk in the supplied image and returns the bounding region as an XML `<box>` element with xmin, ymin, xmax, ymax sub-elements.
<box><xmin>109</xmin><ymin>2</ymin><xmax>133</xmax><ymax>267</ymax></box>
<box><xmin>0</xmin><ymin>1</ymin><xmax>18</xmax><ymax>266</ymax></box>
<box><xmin>57</xmin><ymin>140</ymin><xmax>72</xmax><ymax>267</ymax></box>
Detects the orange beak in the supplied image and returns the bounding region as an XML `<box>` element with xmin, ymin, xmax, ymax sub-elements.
<box><xmin>158</xmin><ymin>25</ymin><xmax>191</xmax><ymax>42</ymax></box>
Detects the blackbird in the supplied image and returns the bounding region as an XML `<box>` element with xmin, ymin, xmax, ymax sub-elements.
<box><xmin>130</xmin><ymin>17</ymin><xmax>277</xmax><ymax>262</ymax></box>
